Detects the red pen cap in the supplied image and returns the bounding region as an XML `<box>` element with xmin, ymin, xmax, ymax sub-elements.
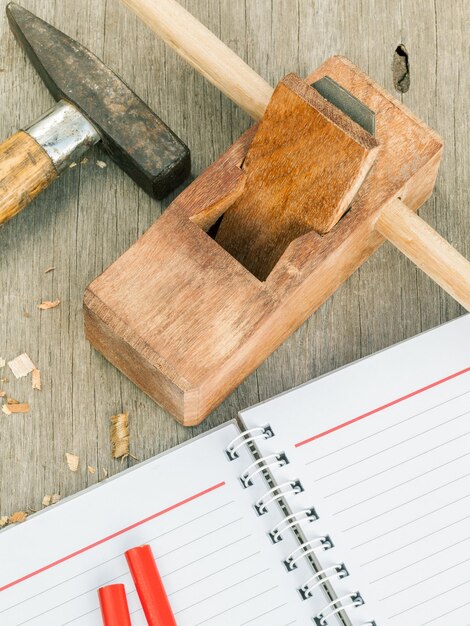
<box><xmin>125</xmin><ymin>545</ymin><xmax>176</xmax><ymax>626</ymax></box>
<box><xmin>98</xmin><ymin>583</ymin><xmax>132</xmax><ymax>626</ymax></box>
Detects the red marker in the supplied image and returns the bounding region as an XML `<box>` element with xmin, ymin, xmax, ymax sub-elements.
<box><xmin>98</xmin><ymin>583</ymin><xmax>132</xmax><ymax>626</ymax></box>
<box><xmin>125</xmin><ymin>545</ymin><xmax>177</xmax><ymax>626</ymax></box>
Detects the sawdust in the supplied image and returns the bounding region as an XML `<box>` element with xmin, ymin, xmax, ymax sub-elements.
<box><xmin>38</xmin><ymin>300</ymin><xmax>60</xmax><ymax>310</ymax></box>
<box><xmin>9</xmin><ymin>511</ymin><xmax>27</xmax><ymax>524</ymax></box>
<box><xmin>110</xmin><ymin>412</ymin><xmax>129</xmax><ymax>459</ymax></box>
<box><xmin>80</xmin><ymin>157</ymin><xmax>89</xmax><ymax>165</ymax></box>
<box><xmin>101</xmin><ymin>468</ymin><xmax>108</xmax><ymax>480</ymax></box>
<box><xmin>0</xmin><ymin>516</ymin><xmax>8</xmax><ymax>527</ymax></box>
<box><xmin>4</xmin><ymin>403</ymin><xmax>29</xmax><ymax>414</ymax></box>
<box><xmin>69</xmin><ymin>162</ymin><xmax>77</xmax><ymax>169</ymax></box>
<box><xmin>66</xmin><ymin>453</ymin><xmax>80</xmax><ymax>472</ymax></box>
<box><xmin>87</xmin><ymin>465</ymin><xmax>97</xmax><ymax>474</ymax></box>
<box><xmin>32</xmin><ymin>369</ymin><xmax>41</xmax><ymax>390</ymax></box>
<box><xmin>0</xmin><ymin>357</ymin><xmax>4</xmax><ymax>368</ymax></box>
<box><xmin>0</xmin><ymin>391</ymin><xmax>4</xmax><ymax>398</ymax></box>
<box><xmin>42</xmin><ymin>494</ymin><xmax>61</xmax><ymax>507</ymax></box>
<box><xmin>96</xmin><ymin>160</ymin><xmax>107</xmax><ymax>169</ymax></box>
<box><xmin>8</xmin><ymin>353</ymin><xmax>35</xmax><ymax>379</ymax></box>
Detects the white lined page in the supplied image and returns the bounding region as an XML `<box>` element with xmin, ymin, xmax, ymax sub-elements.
<box><xmin>0</xmin><ymin>422</ymin><xmax>331</xmax><ymax>626</ymax></box>
<box><xmin>241</xmin><ymin>314</ymin><xmax>470</xmax><ymax>626</ymax></box>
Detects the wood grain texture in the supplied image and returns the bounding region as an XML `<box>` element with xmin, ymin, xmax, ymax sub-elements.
<box><xmin>215</xmin><ymin>73</ymin><xmax>379</xmax><ymax>279</ymax></box>
<box><xmin>0</xmin><ymin>131</ymin><xmax>57</xmax><ymax>225</ymax></box>
<box><xmin>85</xmin><ymin>56</ymin><xmax>442</xmax><ymax>425</ymax></box>
<box><xmin>0</xmin><ymin>0</ymin><xmax>468</xmax><ymax>517</ymax></box>
<box><xmin>377</xmin><ymin>198</ymin><xmax>470</xmax><ymax>310</ymax></box>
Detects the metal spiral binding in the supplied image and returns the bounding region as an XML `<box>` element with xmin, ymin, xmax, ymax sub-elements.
<box><xmin>225</xmin><ymin>426</ymin><xmax>274</xmax><ymax>460</ymax></box>
<box><xmin>314</xmin><ymin>592</ymin><xmax>364</xmax><ymax>626</ymax></box>
<box><xmin>226</xmin><ymin>428</ymin><xmax>375</xmax><ymax>626</ymax></box>
<box><xmin>255</xmin><ymin>480</ymin><xmax>303</xmax><ymax>515</ymax></box>
<box><xmin>240</xmin><ymin>453</ymin><xmax>289</xmax><ymax>488</ymax></box>
<box><xmin>299</xmin><ymin>564</ymin><xmax>349</xmax><ymax>600</ymax></box>
<box><xmin>283</xmin><ymin>537</ymin><xmax>333</xmax><ymax>571</ymax></box>
<box><xmin>269</xmin><ymin>509</ymin><xmax>318</xmax><ymax>543</ymax></box>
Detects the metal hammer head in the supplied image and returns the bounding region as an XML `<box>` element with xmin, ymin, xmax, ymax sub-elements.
<box><xmin>6</xmin><ymin>3</ymin><xmax>190</xmax><ymax>199</ymax></box>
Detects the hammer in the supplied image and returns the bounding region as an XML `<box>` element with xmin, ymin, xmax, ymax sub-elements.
<box><xmin>121</xmin><ymin>0</ymin><xmax>470</xmax><ymax>309</ymax></box>
<box><xmin>0</xmin><ymin>4</ymin><xmax>190</xmax><ymax>227</ymax></box>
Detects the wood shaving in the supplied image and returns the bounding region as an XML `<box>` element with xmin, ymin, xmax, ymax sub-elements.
<box><xmin>5</xmin><ymin>403</ymin><xmax>30</xmax><ymax>414</ymax></box>
<box><xmin>87</xmin><ymin>465</ymin><xmax>97</xmax><ymax>474</ymax></box>
<box><xmin>32</xmin><ymin>368</ymin><xmax>41</xmax><ymax>390</ymax></box>
<box><xmin>8</xmin><ymin>353</ymin><xmax>35</xmax><ymax>379</ymax></box>
<box><xmin>7</xmin><ymin>397</ymin><xmax>19</xmax><ymax>404</ymax></box>
<box><xmin>80</xmin><ymin>157</ymin><xmax>89</xmax><ymax>165</ymax></box>
<box><xmin>0</xmin><ymin>391</ymin><xmax>5</xmax><ymax>397</ymax></box>
<box><xmin>110</xmin><ymin>412</ymin><xmax>129</xmax><ymax>459</ymax></box>
<box><xmin>9</xmin><ymin>511</ymin><xmax>27</xmax><ymax>524</ymax></box>
<box><xmin>66</xmin><ymin>453</ymin><xmax>79</xmax><ymax>472</ymax></box>
<box><xmin>2</xmin><ymin>404</ymin><xmax>11</xmax><ymax>415</ymax></box>
<box><xmin>23</xmin><ymin>311</ymin><xmax>31</xmax><ymax>318</ymax></box>
<box><xmin>69</xmin><ymin>162</ymin><xmax>77</xmax><ymax>169</ymax></box>
<box><xmin>0</xmin><ymin>516</ymin><xmax>8</xmax><ymax>527</ymax></box>
<box><xmin>96</xmin><ymin>160</ymin><xmax>107</xmax><ymax>169</ymax></box>
<box><xmin>0</xmin><ymin>357</ymin><xmax>4</xmax><ymax>368</ymax></box>
<box><xmin>44</xmin><ymin>266</ymin><xmax>55</xmax><ymax>273</ymax></box>
<box><xmin>38</xmin><ymin>300</ymin><xmax>60</xmax><ymax>310</ymax></box>
<box><xmin>42</xmin><ymin>494</ymin><xmax>61</xmax><ymax>507</ymax></box>
<box><xmin>1</xmin><ymin>377</ymin><xmax>8</xmax><ymax>384</ymax></box>
<box><xmin>101</xmin><ymin>468</ymin><xmax>108</xmax><ymax>480</ymax></box>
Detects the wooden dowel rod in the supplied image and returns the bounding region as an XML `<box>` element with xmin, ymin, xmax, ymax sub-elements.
<box><xmin>121</xmin><ymin>0</ymin><xmax>272</xmax><ymax>120</ymax></box>
<box><xmin>377</xmin><ymin>199</ymin><xmax>470</xmax><ymax>310</ymax></box>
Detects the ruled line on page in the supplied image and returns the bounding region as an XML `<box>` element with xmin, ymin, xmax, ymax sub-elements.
<box><xmin>15</xmin><ymin>520</ymin><xmax>249</xmax><ymax>624</ymax></box>
<box><xmin>168</xmin><ymin>551</ymin><xmax>262</xmax><ymax>595</ymax></box>
<box><xmin>165</xmin><ymin>533</ymin><xmax>253</xmax><ymax>577</ymax></box>
<box><xmin>239</xmin><ymin>603</ymin><xmax>290</xmax><ymax>625</ymax></box>
<box><xmin>192</xmin><ymin>586</ymin><xmax>279</xmax><ymax>626</ymax></box>
<box><xmin>294</xmin><ymin>366</ymin><xmax>470</xmax><ymax>447</ymax></box>
<box><xmin>340</xmin><ymin>472</ymin><xmax>470</xmax><ymax>532</ymax></box>
<box><xmin>314</xmin><ymin>411</ymin><xmax>470</xmax><ymax>483</ymax></box>
<box><xmin>388</xmin><ymin>579</ymin><xmax>470</xmax><ymax>619</ymax></box>
<box><xmin>369</xmin><ymin>536</ymin><xmax>470</xmax><ymax>584</ymax></box>
<box><xmin>0</xmin><ymin>481</ymin><xmax>226</xmax><ymax>594</ymax></box>
<box><xmin>0</xmin><ymin>498</ymin><xmax>237</xmax><ymax>615</ymax></box>
<box><xmin>22</xmin><ymin>534</ymin><xmax>255</xmax><ymax>625</ymax></box>
<box><xmin>174</xmin><ymin>568</ymin><xmax>270</xmax><ymax>614</ymax></box>
<box><xmin>306</xmin><ymin>389</ymin><xmax>470</xmax><ymax>466</ymax></box>
<box><xmin>420</xmin><ymin>599</ymin><xmax>470</xmax><ymax>625</ymax></box>
<box><xmin>324</xmin><ymin>431</ymin><xmax>470</xmax><ymax>499</ymax></box>
<box><xmin>157</xmin><ymin>516</ymin><xmax>244</xmax><ymax>558</ymax></box>
<box><xmin>349</xmin><ymin>492</ymin><xmax>470</xmax><ymax>548</ymax></box>
<box><xmin>359</xmin><ymin>513</ymin><xmax>470</xmax><ymax>567</ymax></box>
<box><xmin>378</xmin><ymin>556</ymin><xmax>470</xmax><ymax>601</ymax></box>
<box><xmin>332</xmin><ymin>451</ymin><xmax>470</xmax><ymax>516</ymax></box>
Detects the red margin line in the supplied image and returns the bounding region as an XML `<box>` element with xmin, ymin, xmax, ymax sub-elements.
<box><xmin>0</xmin><ymin>481</ymin><xmax>226</xmax><ymax>593</ymax></box>
<box><xmin>295</xmin><ymin>366</ymin><xmax>470</xmax><ymax>448</ymax></box>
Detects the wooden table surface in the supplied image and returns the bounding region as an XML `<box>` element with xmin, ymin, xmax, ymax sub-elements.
<box><xmin>0</xmin><ymin>0</ymin><xmax>467</xmax><ymax>517</ymax></box>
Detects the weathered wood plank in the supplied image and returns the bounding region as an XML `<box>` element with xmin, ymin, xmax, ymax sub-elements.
<box><xmin>0</xmin><ymin>0</ymin><xmax>467</xmax><ymax>517</ymax></box>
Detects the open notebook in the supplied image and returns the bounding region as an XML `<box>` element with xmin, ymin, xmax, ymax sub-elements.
<box><xmin>1</xmin><ymin>314</ymin><xmax>468</xmax><ymax>626</ymax></box>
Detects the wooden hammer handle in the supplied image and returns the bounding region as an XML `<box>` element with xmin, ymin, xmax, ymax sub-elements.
<box><xmin>121</xmin><ymin>0</ymin><xmax>273</xmax><ymax>119</ymax></box>
<box><xmin>0</xmin><ymin>131</ymin><xmax>57</xmax><ymax>226</ymax></box>
<box><xmin>377</xmin><ymin>198</ymin><xmax>470</xmax><ymax>310</ymax></box>
<box><xmin>122</xmin><ymin>0</ymin><xmax>470</xmax><ymax>310</ymax></box>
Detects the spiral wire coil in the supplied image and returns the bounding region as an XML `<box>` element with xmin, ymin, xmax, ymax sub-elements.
<box><xmin>227</xmin><ymin>428</ymin><xmax>375</xmax><ymax>626</ymax></box>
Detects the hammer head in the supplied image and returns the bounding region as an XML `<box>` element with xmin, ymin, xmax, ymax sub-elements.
<box><xmin>6</xmin><ymin>3</ymin><xmax>190</xmax><ymax>199</ymax></box>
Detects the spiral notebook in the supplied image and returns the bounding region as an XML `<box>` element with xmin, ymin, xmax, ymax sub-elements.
<box><xmin>0</xmin><ymin>314</ymin><xmax>468</xmax><ymax>626</ymax></box>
